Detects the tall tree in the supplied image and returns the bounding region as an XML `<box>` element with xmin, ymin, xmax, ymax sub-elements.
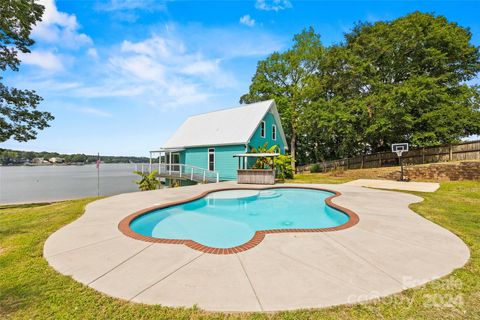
<box><xmin>0</xmin><ymin>0</ymin><xmax>53</xmax><ymax>143</ymax></box>
<box><xmin>240</xmin><ymin>28</ymin><xmax>325</xmax><ymax>170</ymax></box>
<box><xmin>328</xmin><ymin>12</ymin><xmax>480</xmax><ymax>152</ymax></box>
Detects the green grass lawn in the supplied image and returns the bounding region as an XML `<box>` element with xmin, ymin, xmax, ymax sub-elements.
<box><xmin>1</xmin><ymin>181</ymin><xmax>479</xmax><ymax>319</ymax></box>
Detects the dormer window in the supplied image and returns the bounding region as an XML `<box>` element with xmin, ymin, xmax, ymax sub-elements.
<box><xmin>272</xmin><ymin>124</ymin><xmax>277</xmax><ymax>140</ymax></box>
<box><xmin>260</xmin><ymin>121</ymin><xmax>265</xmax><ymax>138</ymax></box>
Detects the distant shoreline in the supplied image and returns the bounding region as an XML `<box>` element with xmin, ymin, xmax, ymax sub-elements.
<box><xmin>0</xmin><ymin>162</ymin><xmax>144</xmax><ymax>167</ymax></box>
<box><xmin>0</xmin><ymin>148</ymin><xmax>150</xmax><ymax>166</ymax></box>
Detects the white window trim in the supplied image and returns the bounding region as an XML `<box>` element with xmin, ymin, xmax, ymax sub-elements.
<box><xmin>260</xmin><ymin>121</ymin><xmax>266</xmax><ymax>138</ymax></box>
<box><xmin>272</xmin><ymin>124</ymin><xmax>277</xmax><ymax>141</ymax></box>
<box><xmin>208</xmin><ymin>148</ymin><xmax>215</xmax><ymax>171</ymax></box>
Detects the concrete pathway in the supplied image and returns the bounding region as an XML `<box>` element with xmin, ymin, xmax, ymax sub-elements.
<box><xmin>344</xmin><ymin>179</ymin><xmax>440</xmax><ymax>192</ymax></box>
<box><xmin>44</xmin><ymin>182</ymin><xmax>468</xmax><ymax>312</ymax></box>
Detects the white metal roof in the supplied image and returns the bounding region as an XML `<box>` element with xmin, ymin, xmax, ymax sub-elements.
<box><xmin>162</xmin><ymin>100</ymin><xmax>287</xmax><ymax>149</ymax></box>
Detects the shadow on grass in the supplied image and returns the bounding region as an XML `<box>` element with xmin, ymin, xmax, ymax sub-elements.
<box><xmin>0</xmin><ymin>202</ymin><xmax>54</xmax><ymax>210</ymax></box>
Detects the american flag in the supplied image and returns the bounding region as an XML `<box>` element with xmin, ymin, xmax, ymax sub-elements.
<box><xmin>96</xmin><ymin>155</ymin><xmax>101</xmax><ymax>169</ymax></box>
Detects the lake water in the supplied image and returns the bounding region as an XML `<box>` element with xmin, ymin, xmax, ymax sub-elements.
<box><xmin>0</xmin><ymin>163</ymin><xmax>148</xmax><ymax>204</ymax></box>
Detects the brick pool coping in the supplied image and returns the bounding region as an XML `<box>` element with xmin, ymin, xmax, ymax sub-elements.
<box><xmin>118</xmin><ymin>186</ymin><xmax>359</xmax><ymax>254</ymax></box>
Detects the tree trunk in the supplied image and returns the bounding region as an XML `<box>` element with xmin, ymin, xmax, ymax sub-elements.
<box><xmin>290</xmin><ymin>131</ymin><xmax>296</xmax><ymax>172</ymax></box>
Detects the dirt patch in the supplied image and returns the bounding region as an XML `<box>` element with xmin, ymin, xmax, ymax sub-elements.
<box><xmin>386</xmin><ymin>161</ymin><xmax>480</xmax><ymax>181</ymax></box>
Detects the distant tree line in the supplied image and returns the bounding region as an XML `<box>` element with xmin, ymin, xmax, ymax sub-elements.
<box><xmin>0</xmin><ymin>149</ymin><xmax>149</xmax><ymax>165</ymax></box>
<box><xmin>241</xmin><ymin>12</ymin><xmax>480</xmax><ymax>168</ymax></box>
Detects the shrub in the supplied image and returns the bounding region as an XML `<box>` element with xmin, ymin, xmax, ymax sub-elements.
<box><xmin>133</xmin><ymin>170</ymin><xmax>160</xmax><ymax>191</ymax></box>
<box><xmin>275</xmin><ymin>154</ymin><xmax>294</xmax><ymax>180</ymax></box>
<box><xmin>310</xmin><ymin>163</ymin><xmax>322</xmax><ymax>173</ymax></box>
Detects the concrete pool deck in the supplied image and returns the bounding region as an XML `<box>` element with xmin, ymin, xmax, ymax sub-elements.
<box><xmin>44</xmin><ymin>182</ymin><xmax>469</xmax><ymax>312</ymax></box>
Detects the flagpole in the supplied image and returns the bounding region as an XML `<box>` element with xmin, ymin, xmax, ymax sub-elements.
<box><xmin>97</xmin><ymin>152</ymin><xmax>100</xmax><ymax>197</ymax></box>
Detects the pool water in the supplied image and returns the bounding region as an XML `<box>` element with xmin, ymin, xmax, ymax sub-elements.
<box><xmin>130</xmin><ymin>188</ymin><xmax>349</xmax><ymax>248</ymax></box>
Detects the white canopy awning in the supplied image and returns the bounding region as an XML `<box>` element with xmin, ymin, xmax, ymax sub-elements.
<box><xmin>233</xmin><ymin>153</ymin><xmax>279</xmax><ymax>157</ymax></box>
<box><xmin>149</xmin><ymin>148</ymin><xmax>185</xmax><ymax>153</ymax></box>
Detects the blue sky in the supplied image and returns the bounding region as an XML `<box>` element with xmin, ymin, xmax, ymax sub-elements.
<box><xmin>3</xmin><ymin>0</ymin><xmax>480</xmax><ymax>156</ymax></box>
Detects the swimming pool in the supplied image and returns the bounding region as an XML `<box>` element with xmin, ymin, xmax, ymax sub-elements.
<box><xmin>123</xmin><ymin>187</ymin><xmax>356</xmax><ymax>251</ymax></box>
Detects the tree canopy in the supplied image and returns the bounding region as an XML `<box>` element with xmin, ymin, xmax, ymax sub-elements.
<box><xmin>0</xmin><ymin>0</ymin><xmax>53</xmax><ymax>143</ymax></box>
<box><xmin>240</xmin><ymin>27</ymin><xmax>324</xmax><ymax>169</ymax></box>
<box><xmin>241</xmin><ymin>12</ymin><xmax>480</xmax><ymax>165</ymax></box>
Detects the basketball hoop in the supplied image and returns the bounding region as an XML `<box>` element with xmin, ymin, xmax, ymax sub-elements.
<box><xmin>392</xmin><ymin>143</ymin><xmax>409</xmax><ymax>182</ymax></box>
<box><xmin>392</xmin><ymin>143</ymin><xmax>409</xmax><ymax>154</ymax></box>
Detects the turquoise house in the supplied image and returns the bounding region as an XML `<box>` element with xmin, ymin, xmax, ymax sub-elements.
<box><xmin>151</xmin><ymin>100</ymin><xmax>287</xmax><ymax>184</ymax></box>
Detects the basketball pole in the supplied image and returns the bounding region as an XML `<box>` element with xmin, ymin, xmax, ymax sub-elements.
<box><xmin>399</xmin><ymin>154</ymin><xmax>404</xmax><ymax>181</ymax></box>
<box><xmin>392</xmin><ymin>143</ymin><xmax>408</xmax><ymax>182</ymax></box>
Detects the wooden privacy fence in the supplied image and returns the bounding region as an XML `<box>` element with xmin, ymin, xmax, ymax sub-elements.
<box><xmin>297</xmin><ymin>140</ymin><xmax>480</xmax><ymax>173</ymax></box>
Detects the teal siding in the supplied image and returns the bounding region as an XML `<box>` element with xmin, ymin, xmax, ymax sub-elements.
<box><xmin>248</xmin><ymin>111</ymin><xmax>285</xmax><ymax>153</ymax></box>
<box><xmin>178</xmin><ymin>111</ymin><xmax>285</xmax><ymax>181</ymax></box>
<box><xmin>215</xmin><ymin>145</ymin><xmax>245</xmax><ymax>180</ymax></box>
<box><xmin>182</xmin><ymin>145</ymin><xmax>245</xmax><ymax>181</ymax></box>
<box><xmin>181</xmin><ymin>147</ymin><xmax>205</xmax><ymax>169</ymax></box>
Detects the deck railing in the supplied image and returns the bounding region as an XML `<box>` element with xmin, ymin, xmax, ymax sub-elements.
<box><xmin>141</xmin><ymin>163</ymin><xmax>220</xmax><ymax>183</ymax></box>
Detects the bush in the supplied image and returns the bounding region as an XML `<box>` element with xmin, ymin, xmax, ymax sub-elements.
<box><xmin>133</xmin><ymin>170</ymin><xmax>160</xmax><ymax>191</ymax></box>
<box><xmin>310</xmin><ymin>163</ymin><xmax>322</xmax><ymax>173</ymax></box>
<box><xmin>249</xmin><ymin>143</ymin><xmax>294</xmax><ymax>180</ymax></box>
<box><xmin>275</xmin><ymin>154</ymin><xmax>294</xmax><ymax>180</ymax></box>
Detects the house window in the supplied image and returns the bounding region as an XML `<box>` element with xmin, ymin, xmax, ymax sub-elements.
<box><xmin>260</xmin><ymin>121</ymin><xmax>265</xmax><ymax>138</ymax></box>
<box><xmin>272</xmin><ymin>124</ymin><xmax>277</xmax><ymax>141</ymax></box>
<box><xmin>208</xmin><ymin>148</ymin><xmax>215</xmax><ymax>171</ymax></box>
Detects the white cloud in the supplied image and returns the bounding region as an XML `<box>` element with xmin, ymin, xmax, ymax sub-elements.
<box><xmin>239</xmin><ymin>14</ymin><xmax>256</xmax><ymax>27</ymax></box>
<box><xmin>179</xmin><ymin>24</ymin><xmax>285</xmax><ymax>59</ymax></box>
<box><xmin>255</xmin><ymin>0</ymin><xmax>292</xmax><ymax>11</ymax></box>
<box><xmin>181</xmin><ymin>60</ymin><xmax>219</xmax><ymax>75</ymax></box>
<box><xmin>109</xmin><ymin>55</ymin><xmax>166</xmax><ymax>81</ymax></box>
<box><xmin>78</xmin><ymin>107</ymin><xmax>112</xmax><ymax>117</ymax></box>
<box><xmin>103</xmin><ymin>34</ymin><xmax>225</xmax><ymax>108</ymax></box>
<box><xmin>94</xmin><ymin>0</ymin><xmax>168</xmax><ymax>23</ymax></box>
<box><xmin>12</xmin><ymin>23</ymin><xmax>286</xmax><ymax>110</ymax></box>
<box><xmin>87</xmin><ymin>48</ymin><xmax>99</xmax><ymax>59</ymax></box>
<box><xmin>19</xmin><ymin>50</ymin><xmax>63</xmax><ymax>71</ymax></box>
<box><xmin>120</xmin><ymin>36</ymin><xmax>184</xmax><ymax>59</ymax></box>
<box><xmin>32</xmin><ymin>0</ymin><xmax>92</xmax><ymax>48</ymax></box>
<box><xmin>96</xmin><ymin>0</ymin><xmax>167</xmax><ymax>12</ymax></box>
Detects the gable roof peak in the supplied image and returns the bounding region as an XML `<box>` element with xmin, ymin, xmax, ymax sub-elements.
<box><xmin>162</xmin><ymin>99</ymin><xmax>285</xmax><ymax>149</ymax></box>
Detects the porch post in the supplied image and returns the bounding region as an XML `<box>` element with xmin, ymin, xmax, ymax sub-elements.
<box><xmin>149</xmin><ymin>151</ymin><xmax>152</xmax><ymax>173</ymax></box>
<box><xmin>169</xmin><ymin>152</ymin><xmax>172</xmax><ymax>175</ymax></box>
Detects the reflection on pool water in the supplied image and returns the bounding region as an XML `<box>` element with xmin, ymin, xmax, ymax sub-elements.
<box><xmin>130</xmin><ymin>188</ymin><xmax>350</xmax><ymax>248</ymax></box>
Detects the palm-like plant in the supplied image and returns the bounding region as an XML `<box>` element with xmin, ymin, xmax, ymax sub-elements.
<box><xmin>250</xmin><ymin>143</ymin><xmax>280</xmax><ymax>169</ymax></box>
<box><xmin>250</xmin><ymin>143</ymin><xmax>294</xmax><ymax>179</ymax></box>
<box><xmin>133</xmin><ymin>170</ymin><xmax>160</xmax><ymax>191</ymax></box>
